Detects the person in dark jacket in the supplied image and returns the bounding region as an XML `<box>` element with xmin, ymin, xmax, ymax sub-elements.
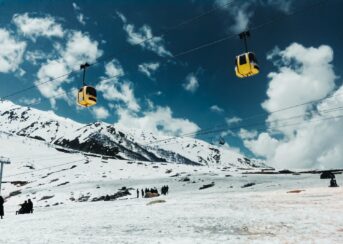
<box><xmin>27</xmin><ymin>199</ymin><xmax>33</xmax><ymax>213</ymax></box>
<box><xmin>136</xmin><ymin>189</ymin><xmax>139</xmax><ymax>198</ymax></box>
<box><xmin>0</xmin><ymin>196</ymin><xmax>4</xmax><ymax>219</ymax></box>
<box><xmin>141</xmin><ymin>189</ymin><xmax>144</xmax><ymax>198</ymax></box>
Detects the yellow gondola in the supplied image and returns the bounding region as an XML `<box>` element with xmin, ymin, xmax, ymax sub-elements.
<box><xmin>78</xmin><ymin>86</ymin><xmax>97</xmax><ymax>107</ymax></box>
<box><xmin>235</xmin><ymin>31</ymin><xmax>260</xmax><ymax>78</ymax></box>
<box><xmin>235</xmin><ymin>52</ymin><xmax>260</xmax><ymax>78</ymax></box>
<box><xmin>77</xmin><ymin>63</ymin><xmax>97</xmax><ymax>107</ymax></box>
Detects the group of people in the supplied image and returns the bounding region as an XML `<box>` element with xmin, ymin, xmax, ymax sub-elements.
<box><xmin>136</xmin><ymin>185</ymin><xmax>170</xmax><ymax>198</ymax></box>
<box><xmin>0</xmin><ymin>196</ymin><xmax>34</xmax><ymax>219</ymax></box>
<box><xmin>16</xmin><ymin>199</ymin><xmax>34</xmax><ymax>215</ymax></box>
<box><xmin>161</xmin><ymin>185</ymin><xmax>169</xmax><ymax>195</ymax></box>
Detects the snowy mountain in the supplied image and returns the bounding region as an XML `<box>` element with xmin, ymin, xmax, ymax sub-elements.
<box><xmin>0</xmin><ymin>100</ymin><xmax>264</xmax><ymax>168</ymax></box>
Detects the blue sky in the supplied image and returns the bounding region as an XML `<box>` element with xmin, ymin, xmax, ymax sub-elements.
<box><xmin>0</xmin><ymin>0</ymin><xmax>343</xmax><ymax>167</ymax></box>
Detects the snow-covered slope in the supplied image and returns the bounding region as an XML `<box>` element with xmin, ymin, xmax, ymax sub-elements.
<box><xmin>0</xmin><ymin>132</ymin><xmax>342</xmax><ymax>244</ymax></box>
<box><xmin>0</xmin><ymin>100</ymin><xmax>264</xmax><ymax>167</ymax></box>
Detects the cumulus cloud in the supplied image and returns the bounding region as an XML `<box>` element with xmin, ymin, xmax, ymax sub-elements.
<box><xmin>210</xmin><ymin>105</ymin><xmax>224</xmax><ymax>113</ymax></box>
<box><xmin>0</xmin><ymin>29</ymin><xmax>27</xmax><ymax>73</ymax></box>
<box><xmin>244</xmin><ymin>43</ymin><xmax>343</xmax><ymax>169</ymax></box>
<box><xmin>91</xmin><ymin>106</ymin><xmax>110</xmax><ymax>120</ymax></box>
<box><xmin>115</xmin><ymin>106</ymin><xmax>200</xmax><ymax>137</ymax></box>
<box><xmin>96</xmin><ymin>60</ymin><xmax>140</xmax><ymax>112</ymax></box>
<box><xmin>238</xmin><ymin>129</ymin><xmax>258</xmax><ymax>140</ymax></box>
<box><xmin>138</xmin><ymin>62</ymin><xmax>160</xmax><ymax>78</ymax></box>
<box><xmin>12</xmin><ymin>13</ymin><xmax>64</xmax><ymax>40</ymax></box>
<box><xmin>183</xmin><ymin>73</ymin><xmax>199</xmax><ymax>93</ymax></box>
<box><xmin>226</xmin><ymin>116</ymin><xmax>242</xmax><ymax>125</ymax></box>
<box><xmin>35</xmin><ymin>31</ymin><xmax>102</xmax><ymax>106</ymax></box>
<box><xmin>117</xmin><ymin>12</ymin><xmax>171</xmax><ymax>57</ymax></box>
<box><xmin>61</xmin><ymin>31</ymin><xmax>103</xmax><ymax>68</ymax></box>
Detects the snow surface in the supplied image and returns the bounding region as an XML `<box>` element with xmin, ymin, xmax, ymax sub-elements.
<box><xmin>0</xmin><ymin>132</ymin><xmax>342</xmax><ymax>243</ymax></box>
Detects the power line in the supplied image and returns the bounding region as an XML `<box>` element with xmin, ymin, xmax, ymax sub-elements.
<box><xmin>4</xmin><ymin>159</ymin><xmax>86</xmax><ymax>178</ymax></box>
<box><xmin>163</xmin><ymin>0</ymin><xmax>235</xmax><ymax>31</ymax></box>
<box><xmin>151</xmin><ymin>111</ymin><xmax>343</xmax><ymax>148</ymax></box>
<box><xmin>147</xmin><ymin>103</ymin><xmax>343</xmax><ymax>146</ymax></box>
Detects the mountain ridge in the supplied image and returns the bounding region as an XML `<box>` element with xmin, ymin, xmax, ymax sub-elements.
<box><xmin>0</xmin><ymin>100</ymin><xmax>265</xmax><ymax>168</ymax></box>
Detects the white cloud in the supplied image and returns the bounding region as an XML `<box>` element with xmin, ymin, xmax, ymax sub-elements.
<box><xmin>244</xmin><ymin>132</ymin><xmax>280</xmax><ymax>159</ymax></box>
<box><xmin>263</xmin><ymin>43</ymin><xmax>336</xmax><ymax>128</ymax></box>
<box><xmin>72</xmin><ymin>2</ymin><xmax>86</xmax><ymax>25</ymax></box>
<box><xmin>12</xmin><ymin>13</ymin><xmax>64</xmax><ymax>40</ymax></box>
<box><xmin>72</xmin><ymin>2</ymin><xmax>81</xmax><ymax>11</ymax></box>
<box><xmin>104</xmin><ymin>59</ymin><xmax>124</xmax><ymax>78</ymax></box>
<box><xmin>226</xmin><ymin>116</ymin><xmax>242</xmax><ymax>125</ymax></box>
<box><xmin>138</xmin><ymin>62</ymin><xmax>160</xmax><ymax>78</ymax></box>
<box><xmin>19</xmin><ymin>97</ymin><xmax>41</xmax><ymax>105</ymax></box>
<box><xmin>92</xmin><ymin>106</ymin><xmax>110</xmax><ymax>120</ymax></box>
<box><xmin>0</xmin><ymin>29</ymin><xmax>27</xmax><ymax>73</ymax></box>
<box><xmin>183</xmin><ymin>73</ymin><xmax>199</xmax><ymax>93</ymax></box>
<box><xmin>77</xmin><ymin>14</ymin><xmax>86</xmax><ymax>26</ymax></box>
<box><xmin>210</xmin><ymin>105</ymin><xmax>224</xmax><ymax>113</ymax></box>
<box><xmin>35</xmin><ymin>59</ymin><xmax>69</xmax><ymax>107</ymax></box>
<box><xmin>96</xmin><ymin>60</ymin><xmax>139</xmax><ymax>112</ymax></box>
<box><xmin>238</xmin><ymin>129</ymin><xmax>258</xmax><ymax>140</ymax></box>
<box><xmin>97</xmin><ymin>80</ymin><xmax>140</xmax><ymax>112</ymax></box>
<box><xmin>61</xmin><ymin>31</ymin><xmax>103</xmax><ymax>68</ymax></box>
<box><xmin>117</xmin><ymin>12</ymin><xmax>171</xmax><ymax>57</ymax></box>
<box><xmin>215</xmin><ymin>0</ymin><xmax>294</xmax><ymax>33</ymax></box>
<box><xmin>115</xmin><ymin>106</ymin><xmax>200</xmax><ymax>137</ymax></box>
<box><xmin>25</xmin><ymin>50</ymin><xmax>50</xmax><ymax>65</ymax></box>
<box><xmin>244</xmin><ymin>43</ymin><xmax>343</xmax><ymax>169</ymax></box>
<box><xmin>35</xmin><ymin>31</ymin><xmax>102</xmax><ymax>106</ymax></box>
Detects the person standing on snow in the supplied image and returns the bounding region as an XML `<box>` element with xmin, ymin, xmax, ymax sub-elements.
<box><xmin>136</xmin><ymin>189</ymin><xmax>139</xmax><ymax>198</ymax></box>
<box><xmin>27</xmin><ymin>199</ymin><xmax>34</xmax><ymax>213</ymax></box>
<box><xmin>0</xmin><ymin>196</ymin><xmax>4</xmax><ymax>219</ymax></box>
<box><xmin>141</xmin><ymin>189</ymin><xmax>144</xmax><ymax>198</ymax></box>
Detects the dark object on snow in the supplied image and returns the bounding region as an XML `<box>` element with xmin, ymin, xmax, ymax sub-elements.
<box><xmin>278</xmin><ymin>169</ymin><xmax>294</xmax><ymax>174</ymax></box>
<box><xmin>145</xmin><ymin>192</ymin><xmax>159</xmax><ymax>198</ymax></box>
<box><xmin>92</xmin><ymin>189</ymin><xmax>131</xmax><ymax>202</ymax></box>
<box><xmin>137</xmin><ymin>189</ymin><xmax>139</xmax><ymax>198</ymax></box>
<box><xmin>0</xmin><ymin>196</ymin><xmax>4</xmax><ymax>219</ymax></box>
<box><xmin>141</xmin><ymin>189</ymin><xmax>144</xmax><ymax>198</ymax></box>
<box><xmin>16</xmin><ymin>199</ymin><xmax>33</xmax><ymax>215</ymax></box>
<box><xmin>199</xmin><ymin>182</ymin><xmax>215</xmax><ymax>190</ymax></box>
<box><xmin>161</xmin><ymin>185</ymin><xmax>169</xmax><ymax>195</ymax></box>
<box><xmin>329</xmin><ymin>178</ymin><xmax>339</xmax><ymax>187</ymax></box>
<box><xmin>180</xmin><ymin>177</ymin><xmax>190</xmax><ymax>182</ymax></box>
<box><xmin>27</xmin><ymin>199</ymin><xmax>33</xmax><ymax>213</ymax></box>
<box><xmin>320</xmin><ymin>171</ymin><xmax>335</xmax><ymax>179</ymax></box>
<box><xmin>242</xmin><ymin>182</ymin><xmax>256</xmax><ymax>188</ymax></box>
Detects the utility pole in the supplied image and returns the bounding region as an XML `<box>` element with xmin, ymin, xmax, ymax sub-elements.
<box><xmin>0</xmin><ymin>157</ymin><xmax>10</xmax><ymax>195</ymax></box>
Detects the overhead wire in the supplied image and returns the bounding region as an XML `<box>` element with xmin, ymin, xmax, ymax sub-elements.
<box><xmin>152</xmin><ymin>110</ymin><xmax>343</xmax><ymax>148</ymax></box>
<box><xmin>146</xmin><ymin>102</ymin><xmax>343</xmax><ymax>146</ymax></box>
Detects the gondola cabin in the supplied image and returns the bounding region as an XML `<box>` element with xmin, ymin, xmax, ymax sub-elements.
<box><xmin>77</xmin><ymin>86</ymin><xmax>97</xmax><ymax>107</ymax></box>
<box><xmin>235</xmin><ymin>52</ymin><xmax>259</xmax><ymax>78</ymax></box>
